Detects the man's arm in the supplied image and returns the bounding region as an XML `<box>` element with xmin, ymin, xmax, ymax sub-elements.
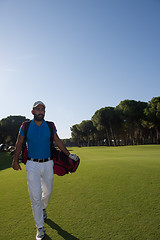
<box><xmin>54</xmin><ymin>133</ymin><xmax>70</xmax><ymax>156</ymax></box>
<box><xmin>54</xmin><ymin>133</ymin><xmax>80</xmax><ymax>161</ymax></box>
<box><xmin>12</xmin><ymin>134</ymin><xmax>24</xmax><ymax>170</ymax></box>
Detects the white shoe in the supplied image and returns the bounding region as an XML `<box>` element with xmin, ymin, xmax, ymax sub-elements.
<box><xmin>36</xmin><ymin>227</ymin><xmax>45</xmax><ymax>240</ymax></box>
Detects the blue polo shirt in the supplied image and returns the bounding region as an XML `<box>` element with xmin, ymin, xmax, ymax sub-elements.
<box><xmin>19</xmin><ymin>120</ymin><xmax>57</xmax><ymax>159</ymax></box>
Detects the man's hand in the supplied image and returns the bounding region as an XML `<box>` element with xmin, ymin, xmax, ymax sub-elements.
<box><xmin>69</xmin><ymin>154</ymin><xmax>80</xmax><ymax>161</ymax></box>
<box><xmin>12</xmin><ymin>160</ymin><xmax>22</xmax><ymax>170</ymax></box>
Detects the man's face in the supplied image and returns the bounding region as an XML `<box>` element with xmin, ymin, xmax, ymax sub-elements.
<box><xmin>32</xmin><ymin>105</ymin><xmax>45</xmax><ymax>121</ymax></box>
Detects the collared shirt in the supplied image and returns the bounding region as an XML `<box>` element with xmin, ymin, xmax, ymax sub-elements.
<box><xmin>19</xmin><ymin>119</ymin><xmax>57</xmax><ymax>159</ymax></box>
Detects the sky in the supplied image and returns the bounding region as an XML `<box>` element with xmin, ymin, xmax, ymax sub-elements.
<box><xmin>0</xmin><ymin>0</ymin><xmax>160</xmax><ymax>139</ymax></box>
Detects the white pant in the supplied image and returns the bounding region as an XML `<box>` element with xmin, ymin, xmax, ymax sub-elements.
<box><xmin>26</xmin><ymin>160</ymin><xmax>54</xmax><ymax>229</ymax></box>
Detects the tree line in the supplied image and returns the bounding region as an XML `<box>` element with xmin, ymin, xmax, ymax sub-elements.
<box><xmin>69</xmin><ymin>96</ymin><xmax>160</xmax><ymax>147</ymax></box>
<box><xmin>0</xmin><ymin>96</ymin><xmax>160</xmax><ymax>147</ymax></box>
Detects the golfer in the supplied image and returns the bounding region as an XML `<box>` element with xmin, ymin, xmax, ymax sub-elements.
<box><xmin>12</xmin><ymin>101</ymin><xmax>79</xmax><ymax>240</ymax></box>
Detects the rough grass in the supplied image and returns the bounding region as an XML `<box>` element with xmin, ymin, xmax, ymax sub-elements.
<box><xmin>0</xmin><ymin>145</ymin><xmax>160</xmax><ymax>240</ymax></box>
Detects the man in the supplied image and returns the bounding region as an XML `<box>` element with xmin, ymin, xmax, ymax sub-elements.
<box><xmin>12</xmin><ymin>101</ymin><xmax>79</xmax><ymax>240</ymax></box>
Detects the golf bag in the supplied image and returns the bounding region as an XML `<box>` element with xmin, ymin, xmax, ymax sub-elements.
<box><xmin>21</xmin><ymin>121</ymin><xmax>80</xmax><ymax>176</ymax></box>
<box><xmin>51</xmin><ymin>147</ymin><xmax>80</xmax><ymax>176</ymax></box>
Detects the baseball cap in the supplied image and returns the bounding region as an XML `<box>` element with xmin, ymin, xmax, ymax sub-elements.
<box><xmin>33</xmin><ymin>101</ymin><xmax>46</xmax><ymax>109</ymax></box>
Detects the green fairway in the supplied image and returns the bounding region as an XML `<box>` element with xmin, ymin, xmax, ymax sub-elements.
<box><xmin>1</xmin><ymin>145</ymin><xmax>160</xmax><ymax>240</ymax></box>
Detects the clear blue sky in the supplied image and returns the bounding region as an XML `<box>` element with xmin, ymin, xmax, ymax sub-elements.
<box><xmin>0</xmin><ymin>0</ymin><xmax>160</xmax><ymax>138</ymax></box>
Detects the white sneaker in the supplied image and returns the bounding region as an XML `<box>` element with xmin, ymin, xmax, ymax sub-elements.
<box><xmin>36</xmin><ymin>227</ymin><xmax>45</xmax><ymax>240</ymax></box>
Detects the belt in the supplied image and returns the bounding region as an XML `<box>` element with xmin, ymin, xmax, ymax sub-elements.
<box><xmin>27</xmin><ymin>157</ymin><xmax>51</xmax><ymax>163</ymax></box>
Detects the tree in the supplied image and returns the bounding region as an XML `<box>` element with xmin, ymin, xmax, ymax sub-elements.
<box><xmin>70</xmin><ymin>124</ymin><xmax>82</xmax><ymax>146</ymax></box>
<box><xmin>78</xmin><ymin>120</ymin><xmax>95</xmax><ymax>146</ymax></box>
<box><xmin>116</xmin><ymin>100</ymin><xmax>148</xmax><ymax>145</ymax></box>
<box><xmin>143</xmin><ymin>97</ymin><xmax>160</xmax><ymax>144</ymax></box>
<box><xmin>92</xmin><ymin>107</ymin><xmax>122</xmax><ymax>146</ymax></box>
<box><xmin>62</xmin><ymin>138</ymin><xmax>73</xmax><ymax>147</ymax></box>
<box><xmin>0</xmin><ymin>115</ymin><xmax>29</xmax><ymax>145</ymax></box>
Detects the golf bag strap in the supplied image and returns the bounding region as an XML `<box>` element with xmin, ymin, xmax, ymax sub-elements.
<box><xmin>22</xmin><ymin>121</ymin><xmax>55</xmax><ymax>140</ymax></box>
<box><xmin>46</xmin><ymin>121</ymin><xmax>55</xmax><ymax>142</ymax></box>
<box><xmin>22</xmin><ymin>121</ymin><xmax>31</xmax><ymax>140</ymax></box>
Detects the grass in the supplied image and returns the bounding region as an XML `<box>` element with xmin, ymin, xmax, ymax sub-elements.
<box><xmin>0</xmin><ymin>145</ymin><xmax>160</xmax><ymax>239</ymax></box>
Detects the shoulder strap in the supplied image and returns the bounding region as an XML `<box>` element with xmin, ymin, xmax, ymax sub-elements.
<box><xmin>46</xmin><ymin>121</ymin><xmax>55</xmax><ymax>142</ymax></box>
<box><xmin>46</xmin><ymin>121</ymin><xmax>57</xmax><ymax>159</ymax></box>
<box><xmin>22</xmin><ymin>120</ymin><xmax>55</xmax><ymax>141</ymax></box>
<box><xmin>22</xmin><ymin>121</ymin><xmax>31</xmax><ymax>140</ymax></box>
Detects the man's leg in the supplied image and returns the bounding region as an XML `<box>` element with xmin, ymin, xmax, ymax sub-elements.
<box><xmin>26</xmin><ymin>161</ymin><xmax>44</xmax><ymax>229</ymax></box>
<box><xmin>41</xmin><ymin>160</ymin><xmax>54</xmax><ymax>211</ymax></box>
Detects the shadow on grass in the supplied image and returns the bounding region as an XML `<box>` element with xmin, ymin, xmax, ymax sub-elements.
<box><xmin>45</xmin><ymin>233</ymin><xmax>52</xmax><ymax>240</ymax></box>
<box><xmin>45</xmin><ymin>219</ymin><xmax>80</xmax><ymax>240</ymax></box>
<box><xmin>0</xmin><ymin>152</ymin><xmax>13</xmax><ymax>171</ymax></box>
